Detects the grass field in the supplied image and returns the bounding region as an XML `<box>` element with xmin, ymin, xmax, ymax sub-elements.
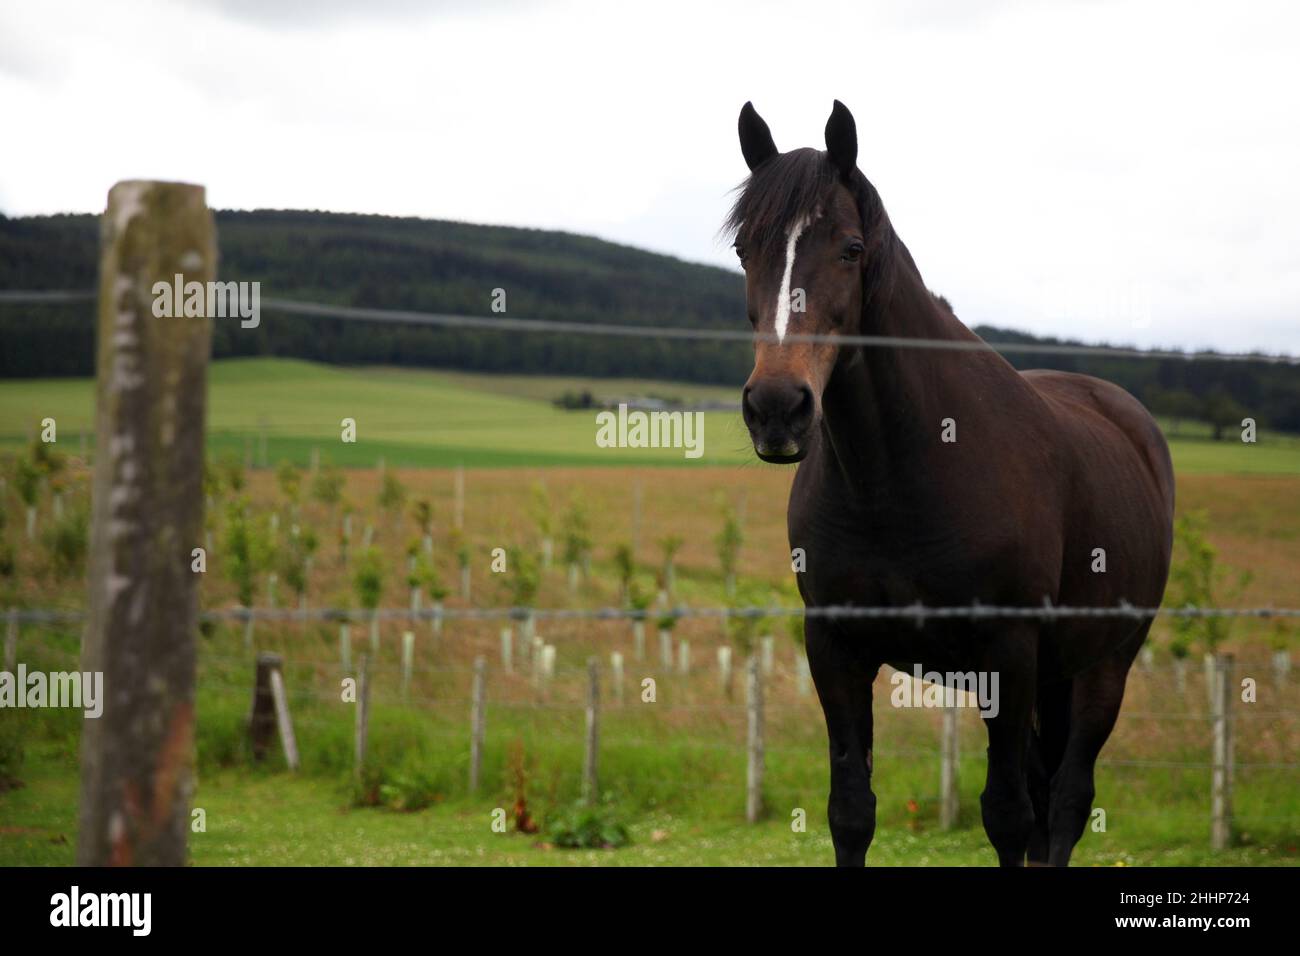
<box><xmin>2</xmin><ymin>357</ymin><xmax>1299</xmax><ymax>472</ymax></box>
<box><xmin>0</xmin><ymin>359</ymin><xmax>1297</xmax><ymax>867</ymax></box>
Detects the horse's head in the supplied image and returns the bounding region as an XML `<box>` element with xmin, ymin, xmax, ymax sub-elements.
<box><xmin>726</xmin><ymin>100</ymin><xmax>885</xmax><ymax>464</ymax></box>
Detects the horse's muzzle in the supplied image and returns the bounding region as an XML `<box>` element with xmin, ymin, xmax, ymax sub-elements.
<box><xmin>743</xmin><ymin>378</ymin><xmax>815</xmax><ymax>463</ymax></box>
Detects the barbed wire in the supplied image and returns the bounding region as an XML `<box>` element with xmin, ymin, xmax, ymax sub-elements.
<box><xmin>2</xmin><ymin>288</ymin><xmax>1297</xmax><ymax>365</ymax></box>
<box><xmin>7</xmin><ymin>600</ymin><xmax>1299</xmax><ymax>626</ymax></box>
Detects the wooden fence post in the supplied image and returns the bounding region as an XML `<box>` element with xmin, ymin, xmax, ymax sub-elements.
<box><xmin>940</xmin><ymin>703</ymin><xmax>960</xmax><ymax>829</ymax></box>
<box><xmin>401</xmin><ymin>630</ymin><xmax>415</xmax><ymax>699</ymax></box>
<box><xmin>469</xmin><ymin>656</ymin><xmax>486</xmax><ymax>794</ymax></box>
<box><xmin>543</xmin><ymin>644</ymin><xmax>556</xmax><ymax>688</ymax></box>
<box><xmin>269</xmin><ymin>663</ymin><xmax>300</xmax><ymax>772</ymax></box>
<box><xmin>677</xmin><ymin>638</ymin><xmax>690</xmax><ymax>675</ymax></box>
<box><xmin>611</xmin><ymin>650</ymin><xmax>624</xmax><ymax>706</ymax></box>
<box><xmin>583</xmin><ymin>657</ymin><xmax>600</xmax><ymax>803</ymax></box>
<box><xmin>354</xmin><ymin>653</ymin><xmax>370</xmax><ymax>781</ymax></box>
<box><xmin>248</xmin><ymin>652</ymin><xmax>280</xmax><ymax>761</ymax></box>
<box><xmin>77</xmin><ymin>180</ymin><xmax>213</xmax><ymax>867</ymax></box>
<box><xmin>339</xmin><ymin>623</ymin><xmax>351</xmax><ymax>672</ymax></box>
<box><xmin>1211</xmin><ymin>652</ymin><xmax>1235</xmax><ymax>851</ymax></box>
<box><xmin>500</xmin><ymin>626</ymin><xmax>513</xmax><ymax>674</ymax></box>
<box><xmin>632</xmin><ymin>619</ymin><xmax>645</xmax><ymax>661</ymax></box>
<box><xmin>795</xmin><ymin>648</ymin><xmax>811</xmax><ymax>697</ymax></box>
<box><xmin>746</xmin><ymin>654</ymin><xmax>764</xmax><ymax>823</ymax></box>
<box><xmin>717</xmin><ymin>645</ymin><xmax>733</xmax><ymax>698</ymax></box>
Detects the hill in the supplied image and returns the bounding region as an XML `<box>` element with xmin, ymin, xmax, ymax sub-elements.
<box><xmin>1</xmin><ymin>209</ymin><xmax>1297</xmax><ymax>431</ymax></box>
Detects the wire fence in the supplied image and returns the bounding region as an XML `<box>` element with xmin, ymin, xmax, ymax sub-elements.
<box><xmin>8</xmin><ymin>601</ymin><xmax>1300</xmax><ymax>626</ymax></box>
<box><xmin>2</xmin><ymin>288</ymin><xmax>1298</xmax><ymax>365</ymax></box>
<box><xmin>9</xmin><ymin>611</ymin><xmax>1298</xmax><ymax>840</ymax></box>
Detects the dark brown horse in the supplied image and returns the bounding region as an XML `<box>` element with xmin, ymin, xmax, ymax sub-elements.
<box><xmin>727</xmin><ymin>101</ymin><xmax>1175</xmax><ymax>866</ymax></box>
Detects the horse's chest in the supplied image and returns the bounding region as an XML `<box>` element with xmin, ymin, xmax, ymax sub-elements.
<box><xmin>791</xmin><ymin>502</ymin><xmax>976</xmax><ymax>605</ymax></box>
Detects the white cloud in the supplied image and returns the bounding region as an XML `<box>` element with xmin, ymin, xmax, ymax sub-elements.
<box><xmin>0</xmin><ymin>0</ymin><xmax>1296</xmax><ymax>352</ymax></box>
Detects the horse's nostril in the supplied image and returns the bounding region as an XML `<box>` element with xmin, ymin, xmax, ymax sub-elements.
<box><xmin>790</xmin><ymin>385</ymin><xmax>815</xmax><ymax>426</ymax></box>
<box><xmin>742</xmin><ymin>385</ymin><xmax>765</xmax><ymax>424</ymax></box>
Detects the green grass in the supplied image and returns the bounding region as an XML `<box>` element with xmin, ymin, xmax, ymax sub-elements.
<box><xmin>4</xmin><ymin>741</ymin><xmax>1293</xmax><ymax>867</ymax></box>
<box><xmin>3</xmin><ymin>622</ymin><xmax>1295</xmax><ymax>867</ymax></box>
<box><xmin>1</xmin><ymin>357</ymin><xmax>1297</xmax><ymax>472</ymax></box>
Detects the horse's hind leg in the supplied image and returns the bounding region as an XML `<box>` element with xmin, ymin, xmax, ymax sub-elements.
<box><xmin>1026</xmin><ymin>679</ymin><xmax>1071</xmax><ymax>864</ymax></box>
<box><xmin>979</xmin><ymin>626</ymin><xmax>1038</xmax><ymax>866</ymax></box>
<box><xmin>1047</xmin><ymin>629</ymin><xmax>1144</xmax><ymax>866</ymax></box>
<box><xmin>806</xmin><ymin>618</ymin><xmax>879</xmax><ymax>867</ymax></box>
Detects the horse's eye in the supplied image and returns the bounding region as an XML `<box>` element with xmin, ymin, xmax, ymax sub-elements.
<box><xmin>841</xmin><ymin>241</ymin><xmax>864</xmax><ymax>262</ymax></box>
<box><xmin>735</xmin><ymin>243</ymin><xmax>747</xmax><ymax>264</ymax></box>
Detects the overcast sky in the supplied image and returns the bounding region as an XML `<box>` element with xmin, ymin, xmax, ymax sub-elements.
<box><xmin>2</xmin><ymin>0</ymin><xmax>1297</xmax><ymax>353</ymax></box>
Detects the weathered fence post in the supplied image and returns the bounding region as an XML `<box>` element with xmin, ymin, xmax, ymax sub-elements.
<box><xmin>718</xmin><ymin>645</ymin><xmax>733</xmax><ymax>698</ymax></box>
<box><xmin>339</xmin><ymin>623</ymin><xmax>352</xmax><ymax>672</ymax></box>
<box><xmin>760</xmin><ymin>635</ymin><xmax>775</xmax><ymax>676</ymax></box>
<box><xmin>940</xmin><ymin>703</ymin><xmax>960</xmax><ymax>830</ymax></box>
<box><xmin>583</xmin><ymin>657</ymin><xmax>600</xmax><ymax>803</ymax></box>
<box><xmin>248</xmin><ymin>652</ymin><xmax>280</xmax><ymax>761</ymax></box>
<box><xmin>354</xmin><ymin>653</ymin><xmax>370</xmax><ymax>781</ymax></box>
<box><xmin>469</xmin><ymin>656</ymin><xmax>486</xmax><ymax>793</ymax></box>
<box><xmin>632</xmin><ymin>618</ymin><xmax>645</xmax><ymax>662</ymax></box>
<box><xmin>1210</xmin><ymin>653</ymin><xmax>1235</xmax><ymax>851</ymax></box>
<box><xmin>746</xmin><ymin>655</ymin><xmax>765</xmax><ymax>823</ymax></box>
<box><xmin>1273</xmin><ymin>648</ymin><xmax>1292</xmax><ymax>685</ymax></box>
<box><xmin>269</xmin><ymin>663</ymin><xmax>300</xmax><ymax>772</ymax></box>
<box><xmin>795</xmin><ymin>648</ymin><xmax>811</xmax><ymax>697</ymax></box>
<box><xmin>677</xmin><ymin>638</ymin><xmax>691</xmax><ymax>675</ymax></box>
<box><xmin>610</xmin><ymin>650</ymin><xmax>624</xmax><ymax>706</ymax></box>
<box><xmin>500</xmin><ymin>626</ymin><xmax>513</xmax><ymax>674</ymax></box>
<box><xmin>78</xmin><ymin>180</ymin><xmax>213</xmax><ymax>867</ymax></box>
<box><xmin>401</xmin><ymin>630</ymin><xmax>415</xmax><ymax>698</ymax></box>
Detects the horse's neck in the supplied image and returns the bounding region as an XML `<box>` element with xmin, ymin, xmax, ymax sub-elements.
<box><xmin>819</xmin><ymin>232</ymin><xmax>988</xmax><ymax>489</ymax></box>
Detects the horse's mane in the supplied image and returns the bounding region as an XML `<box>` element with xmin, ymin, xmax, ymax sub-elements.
<box><xmin>722</xmin><ymin>147</ymin><xmax>891</xmax><ymax>271</ymax></box>
<box><xmin>722</xmin><ymin>148</ymin><xmax>834</xmax><ymax>259</ymax></box>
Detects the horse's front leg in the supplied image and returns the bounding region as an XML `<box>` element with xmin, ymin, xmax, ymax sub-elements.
<box><xmin>806</xmin><ymin>617</ymin><xmax>879</xmax><ymax>866</ymax></box>
<box><xmin>978</xmin><ymin>626</ymin><xmax>1038</xmax><ymax>866</ymax></box>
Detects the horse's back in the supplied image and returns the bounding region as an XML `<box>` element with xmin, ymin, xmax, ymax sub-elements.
<box><xmin>1023</xmin><ymin>369</ymin><xmax>1174</xmax><ymax>511</ymax></box>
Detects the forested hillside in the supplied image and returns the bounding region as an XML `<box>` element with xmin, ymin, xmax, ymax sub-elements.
<box><xmin>2</xmin><ymin>209</ymin><xmax>1296</xmax><ymax>430</ymax></box>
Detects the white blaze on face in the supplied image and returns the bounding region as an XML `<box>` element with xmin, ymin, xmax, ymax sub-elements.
<box><xmin>774</xmin><ymin>215</ymin><xmax>810</xmax><ymax>343</ymax></box>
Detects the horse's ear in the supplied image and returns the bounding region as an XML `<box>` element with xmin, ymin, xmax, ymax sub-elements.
<box><xmin>824</xmin><ymin>99</ymin><xmax>857</xmax><ymax>181</ymax></box>
<box><xmin>738</xmin><ymin>101</ymin><xmax>778</xmax><ymax>171</ymax></box>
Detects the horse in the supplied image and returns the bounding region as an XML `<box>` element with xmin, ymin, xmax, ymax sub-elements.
<box><xmin>725</xmin><ymin>100</ymin><xmax>1175</xmax><ymax>866</ymax></box>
